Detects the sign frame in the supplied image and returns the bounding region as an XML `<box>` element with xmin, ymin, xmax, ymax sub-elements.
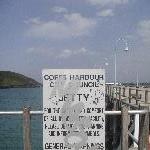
<box><xmin>43</xmin><ymin>69</ymin><xmax>105</xmax><ymax>150</ymax></box>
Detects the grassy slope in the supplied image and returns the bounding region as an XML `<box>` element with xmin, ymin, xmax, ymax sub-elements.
<box><xmin>0</xmin><ymin>71</ymin><xmax>41</xmax><ymax>88</ymax></box>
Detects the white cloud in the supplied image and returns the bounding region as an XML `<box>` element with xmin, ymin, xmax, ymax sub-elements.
<box><xmin>26</xmin><ymin>47</ymin><xmax>35</xmax><ymax>53</ymax></box>
<box><xmin>74</xmin><ymin>47</ymin><xmax>88</xmax><ymax>54</ymax></box>
<box><xmin>26</xmin><ymin>47</ymin><xmax>54</xmax><ymax>56</ymax></box>
<box><xmin>97</xmin><ymin>9</ymin><xmax>114</xmax><ymax>17</ymax></box>
<box><xmin>26</xmin><ymin>47</ymin><xmax>91</xmax><ymax>58</ymax></box>
<box><xmin>51</xmin><ymin>6</ymin><xmax>68</xmax><ymax>13</ymax></box>
<box><xmin>25</xmin><ymin>13</ymin><xmax>96</xmax><ymax>39</ymax></box>
<box><xmin>137</xmin><ymin>20</ymin><xmax>150</xmax><ymax>45</ymax></box>
<box><xmin>86</xmin><ymin>0</ymin><xmax>128</xmax><ymax>7</ymax></box>
<box><xmin>57</xmin><ymin>47</ymin><xmax>89</xmax><ymax>58</ymax></box>
<box><xmin>24</xmin><ymin>17</ymin><xmax>42</xmax><ymax>25</ymax></box>
<box><xmin>57</xmin><ymin>49</ymin><xmax>72</xmax><ymax>58</ymax></box>
<box><xmin>86</xmin><ymin>0</ymin><xmax>128</xmax><ymax>17</ymax></box>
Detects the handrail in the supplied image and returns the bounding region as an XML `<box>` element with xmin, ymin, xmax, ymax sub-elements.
<box><xmin>0</xmin><ymin>110</ymin><xmax>148</xmax><ymax>115</ymax></box>
<box><xmin>104</xmin><ymin>110</ymin><xmax>148</xmax><ymax>115</ymax></box>
<box><xmin>0</xmin><ymin>111</ymin><xmax>43</xmax><ymax>115</ymax></box>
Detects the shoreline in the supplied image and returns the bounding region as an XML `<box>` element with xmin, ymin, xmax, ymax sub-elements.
<box><xmin>0</xmin><ymin>85</ymin><xmax>42</xmax><ymax>89</ymax></box>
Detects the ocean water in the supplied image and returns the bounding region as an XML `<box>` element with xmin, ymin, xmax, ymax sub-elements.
<box><xmin>0</xmin><ymin>88</ymin><xmax>119</xmax><ymax>150</ymax></box>
<box><xmin>0</xmin><ymin>87</ymin><xmax>43</xmax><ymax>150</ymax></box>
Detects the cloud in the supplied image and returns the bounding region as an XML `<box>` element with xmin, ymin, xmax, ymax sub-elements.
<box><xmin>26</xmin><ymin>47</ymin><xmax>36</xmax><ymax>53</ymax></box>
<box><xmin>137</xmin><ymin>20</ymin><xmax>150</xmax><ymax>45</ymax></box>
<box><xmin>24</xmin><ymin>17</ymin><xmax>42</xmax><ymax>25</ymax></box>
<box><xmin>97</xmin><ymin>9</ymin><xmax>114</xmax><ymax>17</ymax></box>
<box><xmin>26</xmin><ymin>47</ymin><xmax>54</xmax><ymax>56</ymax></box>
<box><xmin>51</xmin><ymin>6</ymin><xmax>68</xmax><ymax>13</ymax></box>
<box><xmin>25</xmin><ymin>13</ymin><xmax>96</xmax><ymax>39</ymax></box>
<box><xmin>25</xmin><ymin>46</ymin><xmax>93</xmax><ymax>59</ymax></box>
<box><xmin>57</xmin><ymin>49</ymin><xmax>72</xmax><ymax>58</ymax></box>
<box><xmin>57</xmin><ymin>47</ymin><xmax>89</xmax><ymax>58</ymax></box>
<box><xmin>86</xmin><ymin>0</ymin><xmax>128</xmax><ymax>7</ymax></box>
<box><xmin>86</xmin><ymin>0</ymin><xmax>128</xmax><ymax>17</ymax></box>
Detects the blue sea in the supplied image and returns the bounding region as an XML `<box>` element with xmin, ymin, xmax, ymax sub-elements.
<box><xmin>0</xmin><ymin>88</ymin><xmax>43</xmax><ymax>150</ymax></box>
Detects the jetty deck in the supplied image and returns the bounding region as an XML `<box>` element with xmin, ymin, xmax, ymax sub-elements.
<box><xmin>106</xmin><ymin>85</ymin><xmax>150</xmax><ymax>150</ymax></box>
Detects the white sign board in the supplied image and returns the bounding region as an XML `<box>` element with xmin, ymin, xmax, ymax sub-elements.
<box><xmin>43</xmin><ymin>69</ymin><xmax>105</xmax><ymax>150</ymax></box>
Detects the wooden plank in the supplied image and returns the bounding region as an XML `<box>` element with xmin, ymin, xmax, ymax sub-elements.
<box><xmin>138</xmin><ymin>104</ymin><xmax>149</xmax><ymax>150</ymax></box>
<box><xmin>23</xmin><ymin>107</ymin><xmax>31</xmax><ymax>150</ymax></box>
<box><xmin>121</xmin><ymin>106</ymin><xmax>128</xmax><ymax>150</ymax></box>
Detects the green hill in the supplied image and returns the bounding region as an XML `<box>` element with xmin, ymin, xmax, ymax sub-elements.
<box><xmin>0</xmin><ymin>71</ymin><xmax>41</xmax><ymax>88</ymax></box>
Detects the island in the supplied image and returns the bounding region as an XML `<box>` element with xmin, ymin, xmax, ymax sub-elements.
<box><xmin>0</xmin><ymin>71</ymin><xmax>42</xmax><ymax>88</ymax></box>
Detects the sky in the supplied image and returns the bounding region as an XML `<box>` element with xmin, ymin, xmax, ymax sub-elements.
<box><xmin>0</xmin><ymin>0</ymin><xmax>150</xmax><ymax>83</ymax></box>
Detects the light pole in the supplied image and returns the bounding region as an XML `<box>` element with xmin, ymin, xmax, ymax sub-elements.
<box><xmin>114</xmin><ymin>38</ymin><xmax>129</xmax><ymax>86</ymax></box>
<box><xmin>112</xmin><ymin>38</ymin><xmax>129</xmax><ymax>150</ymax></box>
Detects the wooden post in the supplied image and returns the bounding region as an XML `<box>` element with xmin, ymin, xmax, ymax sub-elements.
<box><xmin>136</xmin><ymin>89</ymin><xmax>139</xmax><ymax>105</ymax></box>
<box><xmin>119</xmin><ymin>87</ymin><xmax>121</xmax><ymax>101</ymax></box>
<box><xmin>110</xmin><ymin>86</ymin><xmax>112</xmax><ymax>96</ymax></box>
<box><xmin>121</xmin><ymin>106</ymin><xmax>128</xmax><ymax>150</ymax></box>
<box><xmin>145</xmin><ymin>90</ymin><xmax>148</xmax><ymax>103</ymax></box>
<box><xmin>110</xmin><ymin>86</ymin><xmax>114</xmax><ymax>104</ymax></box>
<box><xmin>112</xmin><ymin>86</ymin><xmax>114</xmax><ymax>98</ymax></box>
<box><xmin>112</xmin><ymin>87</ymin><xmax>114</xmax><ymax>100</ymax></box>
<box><xmin>106</xmin><ymin>85</ymin><xmax>109</xmax><ymax>95</ymax></box>
<box><xmin>108</xmin><ymin>86</ymin><xmax>111</xmax><ymax>96</ymax></box>
<box><xmin>138</xmin><ymin>104</ymin><xmax>149</xmax><ymax>150</ymax></box>
<box><xmin>112</xmin><ymin>102</ymin><xmax>117</xmax><ymax>149</ymax></box>
<box><xmin>23</xmin><ymin>107</ymin><xmax>31</xmax><ymax>150</ymax></box>
<box><xmin>115</xmin><ymin>87</ymin><xmax>118</xmax><ymax>99</ymax></box>
<box><xmin>129</xmin><ymin>88</ymin><xmax>131</xmax><ymax>103</ymax></box>
<box><xmin>123</xmin><ymin>87</ymin><xmax>125</xmax><ymax>97</ymax></box>
<box><xmin>109</xmin><ymin>86</ymin><xmax>111</xmax><ymax>97</ymax></box>
<box><xmin>106</xmin><ymin>85</ymin><xmax>107</xmax><ymax>95</ymax></box>
<box><xmin>108</xmin><ymin>86</ymin><xmax>110</xmax><ymax>95</ymax></box>
<box><xmin>118</xmin><ymin>87</ymin><xmax>121</xmax><ymax>109</ymax></box>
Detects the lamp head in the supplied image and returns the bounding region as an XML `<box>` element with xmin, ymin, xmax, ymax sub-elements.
<box><xmin>124</xmin><ymin>42</ymin><xmax>129</xmax><ymax>52</ymax></box>
<box><xmin>124</xmin><ymin>46</ymin><xmax>129</xmax><ymax>51</ymax></box>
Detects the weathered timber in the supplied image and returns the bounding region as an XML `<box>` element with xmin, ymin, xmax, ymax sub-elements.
<box><xmin>23</xmin><ymin>107</ymin><xmax>31</xmax><ymax>150</ymax></box>
<box><xmin>138</xmin><ymin>104</ymin><xmax>149</xmax><ymax>150</ymax></box>
<box><xmin>121</xmin><ymin>106</ymin><xmax>129</xmax><ymax>150</ymax></box>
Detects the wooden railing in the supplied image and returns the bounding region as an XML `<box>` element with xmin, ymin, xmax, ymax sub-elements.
<box><xmin>106</xmin><ymin>85</ymin><xmax>150</xmax><ymax>105</ymax></box>
<box><xmin>0</xmin><ymin>86</ymin><xmax>149</xmax><ymax>150</ymax></box>
<box><xmin>106</xmin><ymin>85</ymin><xmax>150</xmax><ymax>150</ymax></box>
